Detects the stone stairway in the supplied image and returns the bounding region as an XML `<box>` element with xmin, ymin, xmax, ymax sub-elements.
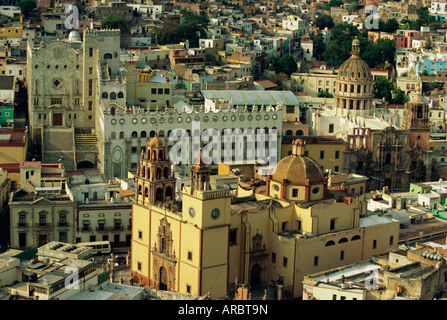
<box><xmin>75</xmin><ymin>133</ymin><xmax>97</xmax><ymax>147</ymax></box>
<box><xmin>43</xmin><ymin>127</ymin><xmax>75</xmax><ymax>171</ymax></box>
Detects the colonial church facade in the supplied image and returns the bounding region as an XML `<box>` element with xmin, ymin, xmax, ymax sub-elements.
<box><xmin>310</xmin><ymin>37</ymin><xmax>431</xmax><ymax>190</ymax></box>
<box><xmin>130</xmin><ymin>136</ymin><xmax>400</xmax><ymax>298</ymax></box>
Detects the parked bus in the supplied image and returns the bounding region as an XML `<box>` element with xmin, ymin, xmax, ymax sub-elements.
<box><xmin>77</xmin><ymin>241</ymin><xmax>111</xmax><ymax>255</ymax></box>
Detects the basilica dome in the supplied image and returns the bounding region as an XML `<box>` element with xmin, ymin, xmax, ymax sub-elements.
<box><xmin>272</xmin><ymin>139</ymin><xmax>325</xmax><ymax>185</ymax></box>
<box><xmin>336</xmin><ymin>37</ymin><xmax>372</xmax><ymax>83</ymax></box>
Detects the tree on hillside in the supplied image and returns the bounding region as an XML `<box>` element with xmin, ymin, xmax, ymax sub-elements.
<box><xmin>156</xmin><ymin>9</ymin><xmax>209</xmax><ymax>47</ymax></box>
<box><xmin>414</xmin><ymin>159</ymin><xmax>427</xmax><ymax>182</ymax></box>
<box><xmin>314</xmin><ymin>14</ymin><xmax>334</xmax><ymax>30</ymax></box>
<box><xmin>100</xmin><ymin>14</ymin><xmax>127</xmax><ymax>32</ymax></box>
<box><xmin>269</xmin><ymin>54</ymin><xmax>298</xmax><ymax>76</ymax></box>
<box><xmin>373</xmin><ymin>77</ymin><xmax>394</xmax><ymax>101</ymax></box>
<box><xmin>17</xmin><ymin>0</ymin><xmax>36</xmax><ymax>17</ymax></box>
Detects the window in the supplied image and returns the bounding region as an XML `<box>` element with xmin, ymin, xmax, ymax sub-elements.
<box><xmin>89</xmin><ymin>47</ymin><xmax>93</xmax><ymax>57</ymax></box>
<box><xmin>88</xmin><ymin>101</ymin><xmax>93</xmax><ymax>111</ymax></box>
<box><xmin>59</xmin><ymin>213</ymin><xmax>66</xmax><ymax>225</ymax></box>
<box><xmin>330</xmin><ymin>218</ymin><xmax>336</xmax><ymax>231</ymax></box>
<box><xmin>271</xmin><ymin>252</ymin><xmax>276</xmax><ymax>264</ymax></box>
<box><xmin>59</xmin><ymin>232</ymin><xmax>67</xmax><ymax>243</ymax></box>
<box><xmin>39</xmin><ymin>214</ymin><xmax>46</xmax><ymax>226</ymax></box>
<box><xmin>292</xmin><ymin>188</ymin><xmax>298</xmax><ymax>197</ymax></box>
<box><xmin>51</xmin><ymin>98</ymin><xmax>62</xmax><ymax>105</ymax></box>
<box><xmin>164</xmin><ymin>88</ymin><xmax>170</xmax><ymax>95</ymax></box>
<box><xmin>186</xmin><ymin>285</ymin><xmax>191</xmax><ymax>294</ymax></box>
<box><xmin>151</xmin><ymin>88</ymin><xmax>156</xmax><ymax>94</ymax></box>
<box><xmin>329</xmin><ymin>124</ymin><xmax>334</xmax><ymax>133</ymax></box>
<box><xmin>320</xmin><ymin>150</ymin><xmax>325</xmax><ymax>159</ymax></box>
<box><xmin>389</xmin><ymin>236</ymin><xmax>394</xmax><ymax>245</ymax></box>
<box><xmin>229</xmin><ymin>229</ymin><xmax>237</xmax><ymax>245</ymax></box>
<box><xmin>340</xmin><ymin>250</ymin><xmax>344</xmax><ymax>261</ymax></box>
<box><xmin>373</xmin><ymin>239</ymin><xmax>377</xmax><ymax>249</ymax></box>
<box><xmin>332</xmin><ymin>294</ymin><xmax>337</xmax><ymax>300</ymax></box>
<box><xmin>137</xmin><ymin>262</ymin><xmax>142</xmax><ymax>271</ymax></box>
<box><xmin>314</xmin><ymin>256</ymin><xmax>319</xmax><ymax>266</ymax></box>
<box><xmin>187</xmin><ymin>251</ymin><xmax>192</xmax><ymax>261</ymax></box>
<box><xmin>286</xmin><ymin>105</ymin><xmax>295</xmax><ymax>113</ymax></box>
<box><xmin>335</xmin><ymin>150</ymin><xmax>340</xmax><ymax>159</ymax></box>
<box><xmin>19</xmin><ymin>214</ymin><xmax>26</xmax><ymax>226</ymax></box>
<box><xmin>138</xmin><ymin>231</ymin><xmax>142</xmax><ymax>239</ymax></box>
<box><xmin>283</xmin><ymin>257</ymin><xmax>288</xmax><ymax>268</ymax></box>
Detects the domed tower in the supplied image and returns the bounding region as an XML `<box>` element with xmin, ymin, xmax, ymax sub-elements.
<box><xmin>267</xmin><ymin>139</ymin><xmax>328</xmax><ymax>202</ymax></box>
<box><xmin>135</xmin><ymin>135</ymin><xmax>176</xmax><ymax>206</ymax></box>
<box><xmin>334</xmin><ymin>37</ymin><xmax>374</xmax><ymax>117</ymax></box>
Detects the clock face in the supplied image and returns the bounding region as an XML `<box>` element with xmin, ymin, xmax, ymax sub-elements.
<box><xmin>211</xmin><ymin>208</ymin><xmax>220</xmax><ymax>220</ymax></box>
<box><xmin>189</xmin><ymin>207</ymin><xmax>195</xmax><ymax>217</ymax></box>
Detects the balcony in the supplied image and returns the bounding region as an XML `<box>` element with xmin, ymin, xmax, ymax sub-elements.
<box><xmin>35</xmin><ymin>223</ymin><xmax>52</xmax><ymax>228</ymax></box>
<box><xmin>81</xmin><ymin>226</ymin><xmax>92</xmax><ymax>232</ymax></box>
<box><xmin>17</xmin><ymin>222</ymin><xmax>28</xmax><ymax>227</ymax></box>
<box><xmin>95</xmin><ymin>225</ymin><xmax>124</xmax><ymax>232</ymax></box>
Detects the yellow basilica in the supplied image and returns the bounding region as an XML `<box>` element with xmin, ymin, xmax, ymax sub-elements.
<box><xmin>130</xmin><ymin>136</ymin><xmax>399</xmax><ymax>299</ymax></box>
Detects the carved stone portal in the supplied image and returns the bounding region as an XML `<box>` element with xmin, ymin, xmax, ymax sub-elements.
<box><xmin>152</xmin><ymin>217</ymin><xmax>176</xmax><ymax>291</ymax></box>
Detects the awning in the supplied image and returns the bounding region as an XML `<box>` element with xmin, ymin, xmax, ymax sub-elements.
<box><xmin>118</xmin><ymin>189</ymin><xmax>135</xmax><ymax>197</ymax></box>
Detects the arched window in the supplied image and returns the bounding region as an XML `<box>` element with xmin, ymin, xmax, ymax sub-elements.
<box><xmin>150</xmin><ymin>131</ymin><xmax>156</xmax><ymax>138</ymax></box>
<box><xmin>110</xmin><ymin>92</ymin><xmax>116</xmax><ymax>100</ymax></box>
<box><xmin>111</xmin><ymin>132</ymin><xmax>116</xmax><ymax>139</ymax></box>
<box><xmin>144</xmin><ymin>187</ymin><xmax>148</xmax><ymax>197</ymax></box>
<box><xmin>104</xmin><ymin>53</ymin><xmax>112</xmax><ymax>59</ymax></box>
<box><xmin>338</xmin><ymin>238</ymin><xmax>348</xmax><ymax>244</ymax></box>
<box><xmin>131</xmin><ymin>131</ymin><xmax>138</xmax><ymax>138</ymax></box>
<box><xmin>159</xmin><ymin>130</ymin><xmax>165</xmax><ymax>137</ymax></box>
<box><xmin>141</xmin><ymin>166</ymin><xmax>145</xmax><ymax>177</ymax></box>
<box><xmin>351</xmin><ymin>235</ymin><xmax>361</xmax><ymax>241</ymax></box>
<box><xmin>156</xmin><ymin>168</ymin><xmax>162</xmax><ymax>179</ymax></box>
<box><xmin>119</xmin><ymin>131</ymin><xmax>124</xmax><ymax>139</ymax></box>
<box><xmin>296</xmin><ymin>129</ymin><xmax>304</xmax><ymax>136</ymax></box>
<box><xmin>159</xmin><ymin>150</ymin><xmax>164</xmax><ymax>161</ymax></box>
<box><xmin>102</xmin><ymin>92</ymin><xmax>108</xmax><ymax>99</ymax></box>
<box><xmin>138</xmin><ymin>185</ymin><xmax>142</xmax><ymax>195</ymax></box>
<box><xmin>141</xmin><ymin>131</ymin><xmax>147</xmax><ymax>138</ymax></box>
<box><xmin>164</xmin><ymin>166</ymin><xmax>169</xmax><ymax>178</ymax></box>
<box><xmin>285</xmin><ymin>129</ymin><xmax>294</xmax><ymax>136</ymax></box>
<box><xmin>325</xmin><ymin>240</ymin><xmax>335</xmax><ymax>247</ymax></box>
<box><xmin>165</xmin><ymin>186</ymin><xmax>172</xmax><ymax>199</ymax></box>
<box><xmin>118</xmin><ymin>91</ymin><xmax>124</xmax><ymax>99</ymax></box>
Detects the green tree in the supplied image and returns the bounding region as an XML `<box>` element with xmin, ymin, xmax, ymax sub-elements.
<box><xmin>362</xmin><ymin>38</ymin><xmax>396</xmax><ymax>68</ymax></box>
<box><xmin>100</xmin><ymin>14</ymin><xmax>127</xmax><ymax>32</ymax></box>
<box><xmin>373</xmin><ymin>77</ymin><xmax>394</xmax><ymax>101</ymax></box>
<box><xmin>417</xmin><ymin>6</ymin><xmax>431</xmax><ymax>25</ymax></box>
<box><xmin>279</xmin><ymin>54</ymin><xmax>298</xmax><ymax>76</ymax></box>
<box><xmin>156</xmin><ymin>10</ymin><xmax>209</xmax><ymax>47</ymax></box>
<box><xmin>311</xmin><ymin>33</ymin><xmax>326</xmax><ymax>60</ymax></box>
<box><xmin>325</xmin><ymin>0</ymin><xmax>342</xmax><ymax>9</ymax></box>
<box><xmin>17</xmin><ymin>0</ymin><xmax>36</xmax><ymax>17</ymax></box>
<box><xmin>314</xmin><ymin>14</ymin><xmax>334</xmax><ymax>30</ymax></box>
<box><xmin>431</xmin><ymin>159</ymin><xmax>440</xmax><ymax>181</ymax></box>
<box><xmin>414</xmin><ymin>159</ymin><xmax>427</xmax><ymax>182</ymax></box>
<box><xmin>383</xmin><ymin>18</ymin><xmax>399</xmax><ymax>33</ymax></box>
<box><xmin>424</xmin><ymin>38</ymin><xmax>434</xmax><ymax>51</ymax></box>
<box><xmin>347</xmin><ymin>1</ymin><xmax>358</xmax><ymax>14</ymax></box>
<box><xmin>391</xmin><ymin>87</ymin><xmax>409</xmax><ymax>104</ymax></box>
